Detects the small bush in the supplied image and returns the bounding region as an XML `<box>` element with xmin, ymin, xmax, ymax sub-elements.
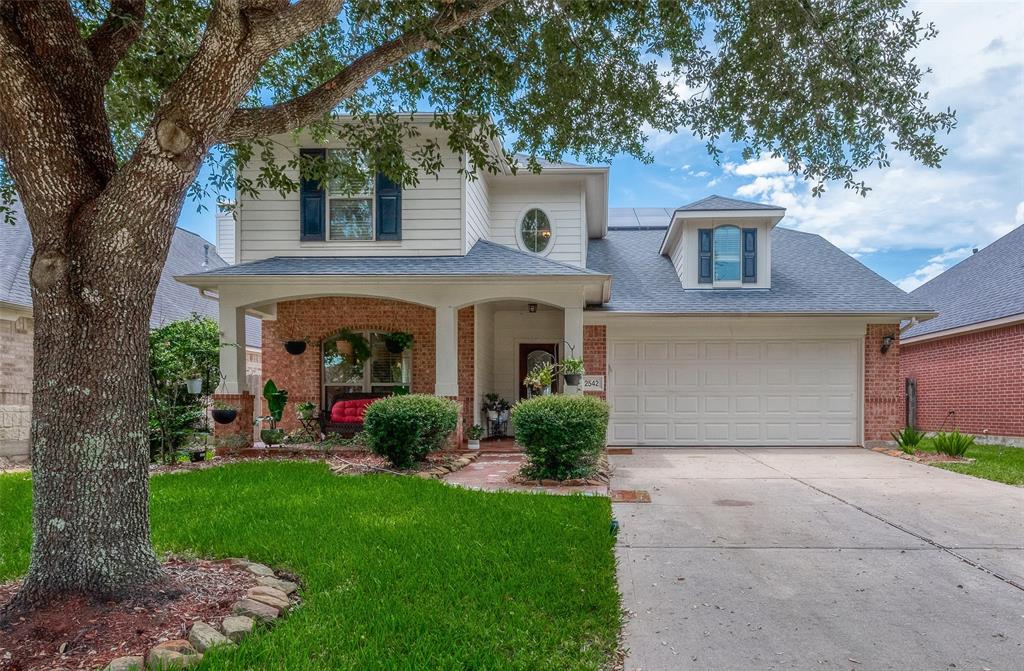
<box><xmin>891</xmin><ymin>426</ymin><xmax>925</xmax><ymax>454</ymax></box>
<box><xmin>512</xmin><ymin>395</ymin><xmax>609</xmax><ymax>480</ymax></box>
<box><xmin>363</xmin><ymin>395</ymin><xmax>459</xmax><ymax>467</ymax></box>
<box><xmin>932</xmin><ymin>430</ymin><xmax>975</xmax><ymax>457</ymax></box>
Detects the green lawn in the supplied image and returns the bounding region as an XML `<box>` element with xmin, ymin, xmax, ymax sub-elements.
<box><xmin>914</xmin><ymin>439</ymin><xmax>1024</xmax><ymax>486</ymax></box>
<box><xmin>0</xmin><ymin>462</ymin><xmax>620</xmax><ymax>670</ymax></box>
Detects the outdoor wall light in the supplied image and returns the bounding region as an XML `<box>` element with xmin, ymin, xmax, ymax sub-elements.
<box><xmin>880</xmin><ymin>335</ymin><xmax>895</xmax><ymax>354</ymax></box>
<box><xmin>528</xmin><ymin>303</ymin><xmax>538</xmax><ymax>313</ymax></box>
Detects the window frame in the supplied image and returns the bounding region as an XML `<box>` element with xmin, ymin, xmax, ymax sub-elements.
<box><xmin>711</xmin><ymin>225</ymin><xmax>743</xmax><ymax>287</ymax></box>
<box><xmin>321</xmin><ymin>330</ymin><xmax>412</xmax><ymax>402</ymax></box>
<box><xmin>515</xmin><ymin>205</ymin><xmax>555</xmax><ymax>256</ymax></box>
<box><xmin>325</xmin><ymin>149</ymin><xmax>375</xmax><ymax>242</ymax></box>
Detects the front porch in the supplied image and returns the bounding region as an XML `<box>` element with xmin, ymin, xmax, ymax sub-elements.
<box><xmin>190</xmin><ymin>274</ymin><xmax>607</xmax><ymax>448</ymax></box>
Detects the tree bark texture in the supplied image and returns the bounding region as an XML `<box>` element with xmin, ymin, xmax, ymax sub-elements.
<box><xmin>0</xmin><ymin>0</ymin><xmax>506</xmax><ymax>611</ymax></box>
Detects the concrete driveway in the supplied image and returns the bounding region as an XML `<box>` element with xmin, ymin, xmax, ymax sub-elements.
<box><xmin>612</xmin><ymin>448</ymin><xmax>1024</xmax><ymax>670</ymax></box>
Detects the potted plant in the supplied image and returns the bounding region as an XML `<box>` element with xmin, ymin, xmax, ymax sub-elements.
<box><xmin>257</xmin><ymin>379</ymin><xmax>289</xmax><ymax>446</ymax></box>
<box><xmin>284</xmin><ymin>339</ymin><xmax>307</xmax><ymax>355</ymax></box>
<box><xmin>184</xmin><ymin>375</ymin><xmax>203</xmax><ymax>395</ymax></box>
<box><xmin>328</xmin><ymin>329</ymin><xmax>371</xmax><ymax>365</ymax></box>
<box><xmin>211</xmin><ymin>400</ymin><xmax>238</xmax><ymax>424</ymax></box>
<box><xmin>523</xmin><ymin>361</ymin><xmax>555</xmax><ymax>397</ymax></box>
<box><xmin>466</xmin><ymin>424</ymin><xmax>484</xmax><ymax>450</ymax></box>
<box><xmin>296</xmin><ymin>400</ymin><xmax>317</xmax><ymax>421</ymax></box>
<box><xmin>383</xmin><ymin>331</ymin><xmax>414</xmax><ymax>354</ymax></box>
<box><xmin>561</xmin><ymin>357</ymin><xmax>585</xmax><ymax>386</ymax></box>
<box><xmin>497</xmin><ymin>398</ymin><xmax>511</xmax><ymax>422</ymax></box>
<box><xmin>482</xmin><ymin>393</ymin><xmax>501</xmax><ymax>420</ymax></box>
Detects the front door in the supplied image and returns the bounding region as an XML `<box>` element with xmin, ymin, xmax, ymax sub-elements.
<box><xmin>518</xmin><ymin>343</ymin><xmax>559</xmax><ymax>399</ymax></box>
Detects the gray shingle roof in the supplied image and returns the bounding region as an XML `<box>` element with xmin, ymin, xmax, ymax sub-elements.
<box><xmin>0</xmin><ymin>203</ymin><xmax>33</xmax><ymax>309</ymax></box>
<box><xmin>903</xmin><ymin>224</ymin><xmax>1024</xmax><ymax>338</ymax></box>
<box><xmin>676</xmin><ymin>195</ymin><xmax>783</xmax><ymax>212</ymax></box>
<box><xmin>0</xmin><ymin>207</ymin><xmax>261</xmax><ymax>347</ymax></box>
<box><xmin>586</xmin><ymin>227</ymin><xmax>934</xmax><ymax>315</ymax></box>
<box><xmin>185</xmin><ymin>239</ymin><xmax>605</xmax><ymax>278</ymax></box>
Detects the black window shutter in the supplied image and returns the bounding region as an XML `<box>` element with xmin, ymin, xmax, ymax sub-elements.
<box><xmin>742</xmin><ymin>228</ymin><xmax>757</xmax><ymax>283</ymax></box>
<box><xmin>375</xmin><ymin>172</ymin><xmax>402</xmax><ymax>240</ymax></box>
<box><xmin>697</xmin><ymin>228</ymin><xmax>712</xmax><ymax>284</ymax></box>
<box><xmin>299</xmin><ymin>148</ymin><xmax>326</xmax><ymax>241</ymax></box>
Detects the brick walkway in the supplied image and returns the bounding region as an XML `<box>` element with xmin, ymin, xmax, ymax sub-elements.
<box><xmin>442</xmin><ymin>453</ymin><xmax>607</xmax><ymax>496</ymax></box>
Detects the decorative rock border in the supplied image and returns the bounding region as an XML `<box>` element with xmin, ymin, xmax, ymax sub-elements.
<box><xmin>101</xmin><ymin>561</ymin><xmax>300</xmax><ymax>671</ymax></box>
<box><xmin>869</xmin><ymin>446</ymin><xmax>975</xmax><ymax>465</ymax></box>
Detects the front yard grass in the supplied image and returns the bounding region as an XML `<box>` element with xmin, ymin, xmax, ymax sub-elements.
<box><xmin>914</xmin><ymin>439</ymin><xmax>1024</xmax><ymax>486</ymax></box>
<box><xmin>0</xmin><ymin>462</ymin><xmax>620</xmax><ymax>670</ymax></box>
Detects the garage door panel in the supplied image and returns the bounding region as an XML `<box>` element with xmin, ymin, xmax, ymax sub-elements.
<box><xmin>608</xmin><ymin>336</ymin><xmax>859</xmax><ymax>447</ymax></box>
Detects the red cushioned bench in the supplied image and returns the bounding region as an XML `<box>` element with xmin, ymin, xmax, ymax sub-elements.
<box><xmin>319</xmin><ymin>393</ymin><xmax>384</xmax><ymax>437</ymax></box>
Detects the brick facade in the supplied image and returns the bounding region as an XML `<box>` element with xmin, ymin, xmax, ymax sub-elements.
<box><xmin>258</xmin><ymin>297</ymin><xmax>473</xmax><ymax>445</ymax></box>
<box><xmin>583</xmin><ymin>324</ymin><xmax>607</xmax><ymax>401</ymax></box>
<box><xmin>0</xmin><ymin>312</ymin><xmax>33</xmax><ymax>463</ymax></box>
<box><xmin>212</xmin><ymin>392</ymin><xmax>255</xmax><ymax>449</ymax></box>
<box><xmin>900</xmin><ymin>323</ymin><xmax>1024</xmax><ymax>439</ymax></box>
<box><xmin>457</xmin><ymin>306</ymin><xmax>475</xmax><ymax>432</ymax></box>
<box><xmin>863</xmin><ymin>323</ymin><xmax>904</xmax><ymax>443</ymax></box>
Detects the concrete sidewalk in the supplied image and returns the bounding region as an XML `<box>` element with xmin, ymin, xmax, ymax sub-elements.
<box><xmin>612</xmin><ymin>448</ymin><xmax>1024</xmax><ymax>670</ymax></box>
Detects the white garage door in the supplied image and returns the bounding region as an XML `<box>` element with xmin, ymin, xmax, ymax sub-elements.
<box><xmin>607</xmin><ymin>338</ymin><xmax>860</xmax><ymax>446</ymax></box>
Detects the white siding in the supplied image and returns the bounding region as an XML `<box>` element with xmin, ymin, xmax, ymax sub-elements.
<box><xmin>473</xmin><ymin>302</ymin><xmax>496</xmax><ymax>426</ymax></box>
<box><xmin>215</xmin><ymin>210</ymin><xmax>236</xmax><ymax>265</ymax></box>
<box><xmin>487</xmin><ymin>176</ymin><xmax>586</xmax><ymax>268</ymax></box>
<box><xmin>464</xmin><ymin>171</ymin><xmax>490</xmax><ymax>252</ymax></box>
<box><xmin>237</xmin><ymin>130</ymin><xmax>465</xmax><ymax>262</ymax></box>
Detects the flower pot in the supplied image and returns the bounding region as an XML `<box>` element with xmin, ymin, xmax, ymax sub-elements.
<box><xmin>467</xmin><ymin>439</ymin><xmax>480</xmax><ymax>451</ymax></box>
<box><xmin>260</xmin><ymin>428</ymin><xmax>285</xmax><ymax>446</ymax></box>
<box><xmin>385</xmin><ymin>340</ymin><xmax>405</xmax><ymax>354</ymax></box>
<box><xmin>212</xmin><ymin>408</ymin><xmax>238</xmax><ymax>424</ymax></box>
<box><xmin>498</xmin><ymin>410</ymin><xmax>509</xmax><ymax>422</ymax></box>
<box><xmin>284</xmin><ymin>340</ymin><xmax>307</xmax><ymax>355</ymax></box>
<box><xmin>563</xmin><ymin>373</ymin><xmax>582</xmax><ymax>386</ymax></box>
<box><xmin>185</xmin><ymin>377</ymin><xmax>203</xmax><ymax>394</ymax></box>
<box><xmin>486</xmin><ymin>410</ymin><xmax>498</xmax><ymax>420</ymax></box>
<box><xmin>189</xmin><ymin>449</ymin><xmax>206</xmax><ymax>463</ymax></box>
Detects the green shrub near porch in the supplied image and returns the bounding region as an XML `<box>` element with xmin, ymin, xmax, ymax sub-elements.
<box><xmin>363</xmin><ymin>394</ymin><xmax>459</xmax><ymax>467</ymax></box>
<box><xmin>513</xmin><ymin>395</ymin><xmax>610</xmax><ymax>481</ymax></box>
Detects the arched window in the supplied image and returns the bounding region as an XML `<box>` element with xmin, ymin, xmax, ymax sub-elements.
<box><xmin>518</xmin><ymin>208</ymin><xmax>553</xmax><ymax>254</ymax></box>
<box><xmin>713</xmin><ymin>225</ymin><xmax>741</xmax><ymax>282</ymax></box>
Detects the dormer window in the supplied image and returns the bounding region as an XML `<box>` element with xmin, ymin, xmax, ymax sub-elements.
<box><xmin>698</xmin><ymin>226</ymin><xmax>758</xmax><ymax>286</ymax></box>
<box><xmin>518</xmin><ymin>207</ymin><xmax>553</xmax><ymax>254</ymax></box>
<box><xmin>713</xmin><ymin>226</ymin><xmax>741</xmax><ymax>282</ymax></box>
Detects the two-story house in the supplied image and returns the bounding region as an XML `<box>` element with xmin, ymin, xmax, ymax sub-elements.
<box><xmin>180</xmin><ymin>117</ymin><xmax>934</xmax><ymax>448</ymax></box>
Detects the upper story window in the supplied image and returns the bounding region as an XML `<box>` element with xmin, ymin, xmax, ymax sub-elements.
<box><xmin>713</xmin><ymin>226</ymin><xmax>741</xmax><ymax>282</ymax></box>
<box><xmin>518</xmin><ymin>208</ymin><xmax>553</xmax><ymax>254</ymax></box>
<box><xmin>327</xmin><ymin>150</ymin><xmax>374</xmax><ymax>241</ymax></box>
<box><xmin>698</xmin><ymin>225</ymin><xmax>757</xmax><ymax>286</ymax></box>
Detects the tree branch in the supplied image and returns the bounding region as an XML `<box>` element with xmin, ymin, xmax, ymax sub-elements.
<box><xmin>219</xmin><ymin>0</ymin><xmax>509</xmax><ymax>142</ymax></box>
<box><xmin>86</xmin><ymin>0</ymin><xmax>146</xmax><ymax>80</ymax></box>
<box><xmin>246</xmin><ymin>0</ymin><xmax>345</xmax><ymax>55</ymax></box>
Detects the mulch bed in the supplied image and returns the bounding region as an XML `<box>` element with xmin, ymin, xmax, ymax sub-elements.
<box><xmin>870</xmin><ymin>446</ymin><xmax>974</xmax><ymax>465</ymax></box>
<box><xmin>0</xmin><ymin>558</ymin><xmax>259</xmax><ymax>671</ymax></box>
<box><xmin>510</xmin><ymin>453</ymin><xmax>612</xmax><ymax>488</ymax></box>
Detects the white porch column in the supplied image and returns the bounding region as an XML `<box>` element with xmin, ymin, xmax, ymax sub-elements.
<box><xmin>563</xmin><ymin>307</ymin><xmax>584</xmax><ymax>395</ymax></box>
<box><xmin>218</xmin><ymin>297</ymin><xmax>248</xmax><ymax>394</ymax></box>
<box><xmin>434</xmin><ymin>303</ymin><xmax>459</xmax><ymax>397</ymax></box>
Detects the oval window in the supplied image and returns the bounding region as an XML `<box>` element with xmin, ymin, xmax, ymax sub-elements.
<box><xmin>519</xmin><ymin>208</ymin><xmax>552</xmax><ymax>254</ymax></box>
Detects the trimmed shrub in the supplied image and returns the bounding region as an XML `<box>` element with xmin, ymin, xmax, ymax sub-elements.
<box><xmin>512</xmin><ymin>395</ymin><xmax>610</xmax><ymax>480</ymax></box>
<box><xmin>932</xmin><ymin>430</ymin><xmax>975</xmax><ymax>457</ymax></box>
<box><xmin>891</xmin><ymin>426</ymin><xmax>925</xmax><ymax>454</ymax></box>
<box><xmin>363</xmin><ymin>394</ymin><xmax>459</xmax><ymax>467</ymax></box>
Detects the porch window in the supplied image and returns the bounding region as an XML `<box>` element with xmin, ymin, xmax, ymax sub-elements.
<box><xmin>322</xmin><ymin>331</ymin><xmax>411</xmax><ymax>401</ymax></box>
<box><xmin>326</xmin><ymin>149</ymin><xmax>374</xmax><ymax>241</ymax></box>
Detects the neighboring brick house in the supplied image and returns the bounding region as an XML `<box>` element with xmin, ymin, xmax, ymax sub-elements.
<box><xmin>900</xmin><ymin>225</ymin><xmax>1024</xmax><ymax>444</ymax></box>
<box><xmin>0</xmin><ymin>203</ymin><xmax>263</xmax><ymax>464</ymax></box>
<box><xmin>179</xmin><ymin>116</ymin><xmax>934</xmax><ymax>449</ymax></box>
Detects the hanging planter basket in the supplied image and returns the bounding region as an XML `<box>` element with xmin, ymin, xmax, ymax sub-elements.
<box><xmin>284</xmin><ymin>340</ymin><xmax>307</xmax><ymax>355</ymax></box>
<box><xmin>212</xmin><ymin>408</ymin><xmax>238</xmax><ymax>424</ymax></box>
<box><xmin>385</xmin><ymin>339</ymin><xmax>405</xmax><ymax>354</ymax></box>
<box><xmin>185</xmin><ymin>377</ymin><xmax>203</xmax><ymax>395</ymax></box>
<box><xmin>563</xmin><ymin>373</ymin><xmax>582</xmax><ymax>386</ymax></box>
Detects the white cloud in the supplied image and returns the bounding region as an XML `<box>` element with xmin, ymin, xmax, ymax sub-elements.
<box><xmin>895</xmin><ymin>246</ymin><xmax>974</xmax><ymax>291</ymax></box>
<box><xmin>731</xmin><ymin>154</ymin><xmax>790</xmax><ymax>177</ymax></box>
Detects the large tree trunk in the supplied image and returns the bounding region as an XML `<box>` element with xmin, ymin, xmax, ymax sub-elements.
<box><xmin>7</xmin><ymin>198</ymin><xmax>183</xmax><ymax>609</ymax></box>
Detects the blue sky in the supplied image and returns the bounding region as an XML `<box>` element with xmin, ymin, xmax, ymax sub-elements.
<box><xmin>179</xmin><ymin>0</ymin><xmax>1023</xmax><ymax>290</ymax></box>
